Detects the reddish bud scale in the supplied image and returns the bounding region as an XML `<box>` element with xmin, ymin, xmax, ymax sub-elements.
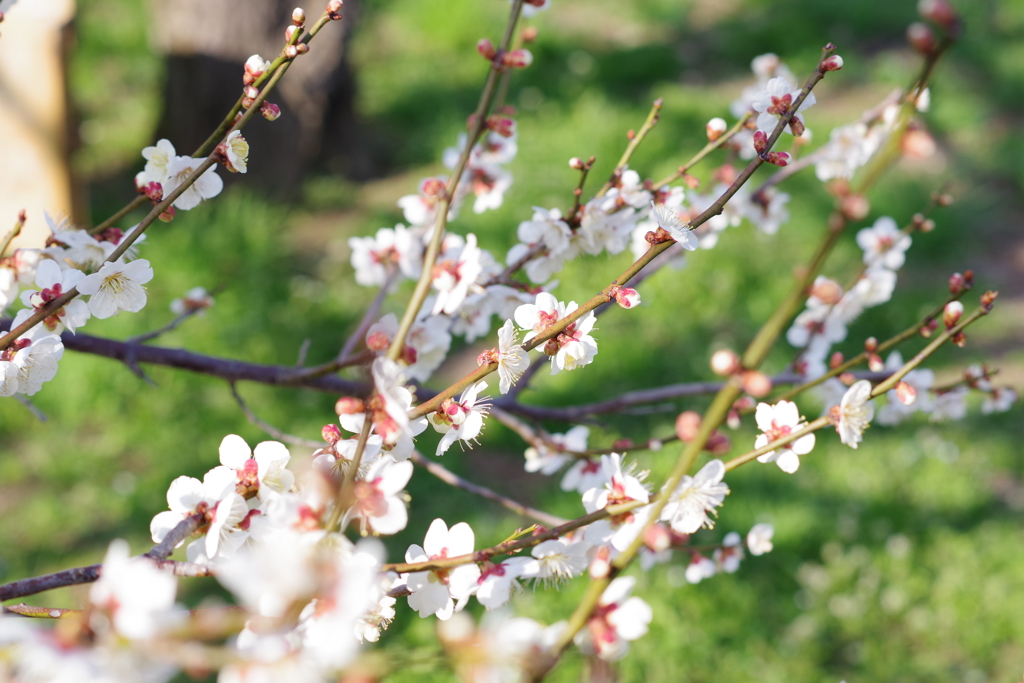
<box><xmin>949</xmin><ymin>272</ymin><xmax>965</xmax><ymax>295</ymax></box>
<box><xmin>753</xmin><ymin>130</ymin><xmax>768</xmax><ymax>153</ymax></box>
<box><xmin>764</xmin><ymin>151</ymin><xmax>790</xmax><ymax>167</ymax></box>
<box><xmin>706</xmin><ymin>117</ymin><xmax>727</xmax><ymax>141</ymax></box>
<box><xmin>952</xmin><ymin>331</ymin><xmax>967</xmax><ymax>348</ymax></box>
<box><xmin>261</xmin><ymin>101</ymin><xmax>282</xmax><ymax>121</ymax></box>
<box><xmin>477</xmin><ymin>39</ymin><xmax>497</xmax><ymax>61</ymax></box>
<box><xmin>943</xmin><ymin>301</ymin><xmax>964</xmax><ymax>329</ymax></box>
<box><xmin>980</xmin><ymin>290</ymin><xmax>999</xmax><ymax>312</ymax></box>
<box><xmin>158</xmin><ymin>207</ymin><xmax>176</xmax><ymax>223</ymax></box>
<box><xmin>614</xmin><ymin>287</ymin><xmax>641</xmax><ymax>309</ymax></box>
<box><xmin>918</xmin><ymin>0</ymin><xmax>959</xmax><ymax>30</ymax></box>
<box><xmin>322</xmin><ymin>424</ymin><xmax>342</xmax><ymax>444</ymax></box>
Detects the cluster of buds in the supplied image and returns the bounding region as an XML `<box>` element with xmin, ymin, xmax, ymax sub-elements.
<box><xmin>753</xmin><ymin>131</ymin><xmax>790</xmax><ymax>167</ymax></box>
<box><xmin>485</xmin><ymin>115</ymin><xmax>516</xmax><ymax>137</ymax></box>
<box><xmin>911</xmin><ymin>212</ymin><xmax>936</xmax><ymax>233</ymax></box>
<box><xmin>327</xmin><ymin>0</ymin><xmax>343</xmax><ymax>21</ymax></box>
<box><xmin>476</xmin><ymin>38</ymin><xmax>533</xmax><ymax>69</ymax></box>
<box><xmin>135</xmin><ymin>177</ymin><xmax>176</xmax><ymax>222</ymax></box>
<box><xmin>864</xmin><ymin>337</ymin><xmax>883</xmax><ymax>372</ymax></box>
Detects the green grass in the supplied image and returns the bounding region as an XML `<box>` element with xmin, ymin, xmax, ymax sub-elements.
<box><xmin>2</xmin><ymin>1</ymin><xmax>1022</xmax><ymax>681</ymax></box>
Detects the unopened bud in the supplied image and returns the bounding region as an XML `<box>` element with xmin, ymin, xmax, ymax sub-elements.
<box><xmin>543</xmin><ymin>338</ymin><xmax>559</xmax><ymax>357</ymax></box>
<box><xmin>710</xmin><ymin>349</ymin><xmax>741</xmax><ymax>377</ymax></box>
<box><xmin>295</xmin><ymin>43</ymin><xmax>309</xmax><ymax>55</ymax></box>
<box><xmin>421</xmin><ymin>177</ymin><xmax>446</xmax><ymax>196</ymax></box>
<box><xmin>683</xmin><ymin>173</ymin><xmax>700</xmax><ymax>189</ymax></box>
<box><xmin>292</xmin><ymin>7</ymin><xmax>306</xmax><ymax>25</ymax></box>
<box><xmin>951</xmin><ymin>331</ymin><xmax>967</xmax><ymax>347</ymax></box>
<box><xmin>327</xmin><ymin>0</ymin><xmax>343</xmax><ymax>17</ymax></box>
<box><xmin>477</xmin><ymin>38</ymin><xmax>497</xmax><ymax>60</ymax></box>
<box><xmin>158</xmin><ymin>206</ymin><xmax>176</xmax><ymax>223</ymax></box>
<box><xmin>134</xmin><ymin>171</ymin><xmax>149</xmax><ymax>192</ymax></box>
<box><xmin>907</xmin><ymin>22</ymin><xmax>936</xmax><ymax>54</ymax></box>
<box><xmin>864</xmin><ymin>337</ymin><xmax>878</xmax><ymax>353</ymax></box>
<box><xmin>788</xmin><ymin>116</ymin><xmax>806</xmax><ymax>138</ymax></box>
<box><xmin>895</xmin><ymin>381</ymin><xmax>917</xmax><ymax>406</ymax></box>
<box><xmin>612</xmin><ymin>438</ymin><xmax>634</xmax><ymax>451</ymax></box>
<box><xmin>949</xmin><ymin>272</ymin><xmax>965</xmax><ymax>294</ymax></box>
<box><xmin>920</xmin><ymin>318</ymin><xmax>939</xmax><ymax>338</ymax></box>
<box><xmin>741</xmin><ymin>370</ymin><xmax>772</xmax><ymax>398</ymax></box>
<box><xmin>675</xmin><ymin>411</ymin><xmax>701</xmax><ymax>442</ymax></box>
<box><xmin>244</xmin><ymin>85</ymin><xmax>260</xmax><ymax>99</ymax></box>
<box><xmin>645</xmin><ymin>524</ymin><xmax>672</xmax><ymax>552</ymax></box>
<box><xmin>901</xmin><ymin>128</ymin><xmax>937</xmax><ymax>159</ymax></box>
<box><xmin>285</xmin><ymin>44</ymin><xmax>299</xmax><ymax>59</ymax></box>
<box><xmin>521</xmin><ymin>26</ymin><xmax>538</xmax><ymax>43</ymax></box>
<box><xmin>589</xmin><ymin>546</ymin><xmax>611</xmax><ymax>579</ymax></box>
<box><xmin>335</xmin><ymin>396</ymin><xmax>365</xmax><ymax>415</ymax></box>
<box><xmin>821</xmin><ymin>54</ymin><xmax>844</xmax><ymax>71</ymax></box>
<box><xmin>918</xmin><ymin>0</ymin><xmax>959</xmax><ymax>30</ymax></box>
<box><xmin>713</xmin><ymin>164</ymin><xmax>737</xmax><ymax>185</ymax></box>
<box><xmin>964</xmin><ymin>270</ymin><xmax>974</xmax><ymax>288</ymax></box>
<box><xmin>242</xmin><ymin>96</ymin><xmax>255</xmax><ymax>110</ymax></box>
<box><xmin>705</xmin><ymin>431</ymin><xmax>732</xmax><ymax>455</ymax></box>
<box><xmin>810</xmin><ymin>277</ymin><xmax>843</xmax><ymax>305</ymax></box>
<box><xmin>260</xmin><ymin>101</ymin><xmax>282</xmax><ymax>121</ymax></box>
<box><xmin>980</xmin><ymin>289</ymin><xmax>998</xmax><ymax>312</ymax></box>
<box><xmin>753</xmin><ymin>130</ymin><xmax>768</xmax><ymax>153</ymax></box>
<box><xmin>764</xmin><ymin>151</ymin><xmax>790</xmax><ymax>167</ymax></box>
<box><xmin>502</xmin><ymin>49</ymin><xmax>533</xmax><ymax>68</ymax></box>
<box><xmin>486</xmin><ymin>115</ymin><xmax>515</xmax><ymax>137</ymax></box>
<box><xmin>934</xmin><ymin>191</ymin><xmax>954</xmax><ymax>206</ymax></box>
<box><xmin>726</xmin><ymin>409</ymin><xmax>742</xmax><ymax>430</ymax></box>
<box><xmin>143</xmin><ymin>182</ymin><xmax>163</xmax><ymax>203</ymax></box>
<box><xmin>615</xmin><ymin>287</ymin><xmax>641</xmax><ymax>309</ymax></box>
<box><xmin>830</xmin><ymin>352</ymin><xmax>844</xmax><ymax>369</ymax></box>
<box><xmin>840</xmin><ymin>193</ymin><xmax>871</xmax><ymax>220</ymax></box>
<box><xmin>867</xmin><ymin>352</ymin><xmax>884</xmax><ymax>372</ymax></box>
<box><xmin>943</xmin><ymin>300</ymin><xmax>964</xmax><ymax>328</ymax></box>
<box><xmin>706</xmin><ymin>117</ymin><xmax>728</xmax><ymax>141</ymax></box>
<box><xmin>569</xmin><ymin>157</ymin><xmax>585</xmax><ymax>170</ymax></box>
<box><xmin>322</xmin><ymin>424</ymin><xmax>342</xmax><ymax>443</ymax></box>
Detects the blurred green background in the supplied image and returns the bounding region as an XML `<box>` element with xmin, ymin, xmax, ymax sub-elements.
<box><xmin>2</xmin><ymin>0</ymin><xmax>1023</xmax><ymax>681</ymax></box>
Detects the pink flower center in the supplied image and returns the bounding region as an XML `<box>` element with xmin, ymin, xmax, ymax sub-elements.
<box><xmin>764</xmin><ymin>419</ymin><xmax>793</xmax><ymax>442</ymax></box>
<box><xmin>767</xmin><ymin>93</ymin><xmax>792</xmax><ymax>116</ymax></box>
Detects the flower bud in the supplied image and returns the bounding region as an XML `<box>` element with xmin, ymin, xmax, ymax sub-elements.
<box><xmin>675</xmin><ymin>411</ymin><xmax>701</xmax><ymax>442</ymax></box>
<box><xmin>589</xmin><ymin>546</ymin><xmax>611</xmax><ymax>579</ymax></box>
<box><xmin>980</xmin><ymin>289</ymin><xmax>999</xmax><ymax>312</ymax></box>
<box><xmin>335</xmin><ymin>396</ymin><xmax>365</xmax><ymax>415</ymax></box>
<box><xmin>244</xmin><ymin>85</ymin><xmax>260</xmax><ymax>99</ymax></box>
<box><xmin>864</xmin><ymin>336</ymin><xmax>878</xmax><ymax>353</ymax></box>
<box><xmin>158</xmin><ymin>206</ymin><xmax>176</xmax><ymax>223</ymax></box>
<box><xmin>901</xmin><ymin>128</ymin><xmax>936</xmax><ymax>159</ymax></box>
<box><xmin>322</xmin><ymin>424</ymin><xmax>342</xmax><ymax>443</ymax></box>
<box><xmin>764</xmin><ymin>151</ymin><xmax>790</xmax><ymax>167</ymax></box>
<box><xmin>327</xmin><ymin>0</ymin><xmax>343</xmax><ymax>17</ymax></box>
<box><xmin>741</xmin><ymin>370</ymin><xmax>772</xmax><ymax>398</ymax></box>
<box><xmin>830</xmin><ymin>351</ymin><xmax>844</xmax><ymax>369</ymax></box>
<box><xmin>920</xmin><ymin>318</ymin><xmax>939</xmax><ymax>338</ymax></box>
<box><xmin>569</xmin><ymin>157</ymin><xmax>585</xmax><ymax>170</ymax></box>
<box><xmin>895</xmin><ymin>381</ymin><xmax>917</xmax><ymax>406</ymax></box>
<box><xmin>476</xmin><ymin>38</ymin><xmax>497</xmax><ymax>60</ymax></box>
<box><xmin>918</xmin><ymin>0</ymin><xmax>959</xmax><ymax>29</ymax></box>
<box><xmin>906</xmin><ymin>22</ymin><xmax>936</xmax><ymax>54</ymax></box>
<box><xmin>951</xmin><ymin>331</ymin><xmax>967</xmax><ymax>347</ymax></box>
<box><xmin>366</xmin><ymin>331</ymin><xmax>390</xmax><ymax>352</ymax></box>
<box><xmin>612</xmin><ymin>438</ymin><xmax>634</xmax><ymax>451</ymax></box>
<box><xmin>809</xmin><ymin>277</ymin><xmax>843</xmax><ymax>305</ymax></box>
<box><xmin>821</xmin><ymin>54</ymin><xmax>844</xmax><ymax>71</ymax></box>
<box><xmin>706</xmin><ymin>117</ymin><xmax>727</xmax><ymax>141</ymax></box>
<box><xmin>705</xmin><ymin>431</ymin><xmax>732</xmax><ymax>455</ymax></box>
<box><xmin>964</xmin><ymin>270</ymin><xmax>974</xmax><ymax>288</ymax></box>
<box><xmin>292</xmin><ymin>7</ymin><xmax>306</xmax><ymax>25</ymax></box>
<box><xmin>242</xmin><ymin>96</ymin><xmax>255</xmax><ymax>110</ymax></box>
<box><xmin>934</xmin><ymin>191</ymin><xmax>954</xmax><ymax>206</ymax></box>
<box><xmin>421</xmin><ymin>177</ymin><xmax>446</xmax><ymax>196</ymax></box>
<box><xmin>867</xmin><ymin>352</ymin><xmax>884</xmax><ymax>372</ymax></box>
<box><xmin>710</xmin><ymin>349</ymin><xmax>741</xmax><ymax>377</ymax></box>
<box><xmin>144</xmin><ymin>182</ymin><xmax>164</xmax><ymax>203</ymax></box>
<box><xmin>260</xmin><ymin>101</ymin><xmax>282</xmax><ymax>121</ymax></box>
<box><xmin>840</xmin><ymin>193</ymin><xmax>871</xmax><ymax>220</ymax></box>
<box><xmin>296</xmin><ymin>43</ymin><xmax>309</xmax><ymax>55</ymax></box>
<box><xmin>644</xmin><ymin>524</ymin><xmax>672</xmax><ymax>553</ymax></box>
<box><xmin>285</xmin><ymin>44</ymin><xmax>299</xmax><ymax>59</ymax></box>
<box><xmin>521</xmin><ymin>26</ymin><xmax>538</xmax><ymax>43</ymax></box>
<box><xmin>753</xmin><ymin>130</ymin><xmax>768</xmax><ymax>153</ymax></box>
<box><xmin>502</xmin><ymin>49</ymin><xmax>533</xmax><ymax>68</ymax></box>
<box><xmin>949</xmin><ymin>272</ymin><xmax>965</xmax><ymax>295</ymax></box>
<box><xmin>477</xmin><ymin>349</ymin><xmax>498</xmax><ymax>366</ymax></box>
<box><xmin>0</xmin><ymin>12</ymin><xmax>5</xmax><ymax>23</ymax></box>
<box><xmin>486</xmin><ymin>115</ymin><xmax>515</xmax><ymax>137</ymax></box>
<box><xmin>943</xmin><ymin>300</ymin><xmax>963</xmax><ymax>329</ymax></box>
<box><xmin>615</xmin><ymin>287</ymin><xmax>641</xmax><ymax>309</ymax></box>
<box><xmin>683</xmin><ymin>173</ymin><xmax>700</xmax><ymax>189</ymax></box>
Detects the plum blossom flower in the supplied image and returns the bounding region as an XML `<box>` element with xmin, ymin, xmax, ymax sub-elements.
<box><xmin>713</xmin><ymin>531</ymin><xmax>745</xmax><ymax>573</ymax></box>
<box><xmin>754</xmin><ymin>400</ymin><xmax>816</xmax><ymax>473</ymax></box>
<box><xmin>149</xmin><ymin>467</ymin><xmax>248</xmax><ymax>562</ymax></box>
<box><xmin>815</xmin><ymin>122</ymin><xmax>879</xmax><ymax>181</ymax></box>
<box><xmin>0</xmin><ymin>311</ymin><xmax>65</xmax><ymax>396</ymax></box>
<box><xmin>651</xmin><ymin>201</ymin><xmax>698</xmax><ymax>250</ymax></box>
<box><xmin>76</xmin><ymin>259</ymin><xmax>154</xmax><ymax>319</ymax></box>
<box><xmin>856</xmin><ymin>216</ymin><xmax>911</xmax><ymax>270</ymax></box>
<box><xmin>747</xmin><ymin>523</ymin><xmax>775</xmax><ymax>556</ymax></box>
<box><xmin>89</xmin><ymin>539</ymin><xmax>178</xmax><ymax>640</ymax></box>
<box><xmin>476</xmin><ymin>557</ymin><xmax>532</xmax><ymax>609</ymax></box>
<box><xmin>397</xmin><ymin>176</ymin><xmax>461</xmax><ymax>227</ymax></box>
<box><xmin>506</xmin><ymin>207</ymin><xmax>575</xmax><ymax>284</ymax></box>
<box><xmin>366</xmin><ymin>312</ymin><xmax>452</xmax><ymax>383</ymax></box>
<box><xmin>930</xmin><ymin>386</ymin><xmax>968</xmax><ymax>422</ymax></box>
<box><xmin>751</xmin><ymin>76</ymin><xmax>816</xmax><ymax>135</ymax></box>
<box><xmin>685</xmin><ymin>554</ymin><xmax>717</xmax><ymax>583</ymax></box>
<box><xmin>141</xmin><ymin>138</ymin><xmax>177</xmax><ymax>184</ymax></box>
<box><xmin>494</xmin><ymin>319</ymin><xmax>529</xmax><ymax>394</ymax></box>
<box><xmin>982</xmin><ymin>387</ymin><xmax>1018</xmax><ymax>414</ymax></box>
<box><xmin>521</xmin><ymin>538</ymin><xmax>590</xmax><ymax>587</ymax></box>
<box><xmin>660</xmin><ymin>459</ymin><xmax>730</xmax><ymax>534</ymax></box>
<box><xmin>345</xmin><ymin>456</ymin><xmax>413</xmax><ymax>535</ymax></box>
<box><xmin>525</xmin><ymin>425</ymin><xmax>589</xmax><ymax>477</ymax></box>
<box><xmin>745</xmin><ymin>188</ymin><xmax>791</xmax><ymax>235</ymax></box>
<box><xmin>730</xmin><ymin>52</ymin><xmax>797</xmax><ymax>119</ymax></box>
<box><xmin>514</xmin><ymin>292</ymin><xmax>567</xmax><ymax>343</ymax></box>
<box><xmin>574</xmin><ymin>576</ymin><xmax>653</xmax><ymax>661</ymax></box>
<box><xmin>365</xmin><ymin>357</ymin><xmax>429</xmax><ymax>450</ymax></box>
<box><xmin>163</xmin><ymin>156</ymin><xmax>224</xmax><ymax>210</ymax></box>
<box><xmin>170</xmin><ymin>286</ymin><xmax>215</xmax><ymax>315</ymax></box>
<box><xmin>428</xmin><ymin>380</ymin><xmax>490</xmax><ymax>455</ymax></box>
<box><xmin>786</xmin><ymin>304</ymin><xmax>847</xmax><ymax>359</ymax></box>
<box><xmin>19</xmin><ymin>259</ymin><xmax>89</xmax><ymax>333</ymax></box>
<box><xmin>405</xmin><ymin>519</ymin><xmax>482</xmax><ymax>620</ymax></box>
<box><xmin>582</xmin><ymin>454</ymin><xmax>651</xmax><ymax>552</ymax></box>
<box><xmin>348</xmin><ymin>224</ymin><xmax>423</xmax><ymax>286</ymax></box>
<box><xmin>223</xmin><ymin>131</ymin><xmax>249</xmax><ymax>173</ymax></box>
<box><xmin>514</xmin><ymin>293</ymin><xmax>598</xmax><ymax>375</ymax></box>
<box><xmin>577</xmin><ymin>196</ymin><xmax>637</xmax><ymax>256</ymax></box>
<box><xmin>835</xmin><ymin>379</ymin><xmax>875</xmax><ymax>448</ymax></box>
<box><xmin>211</xmin><ymin>434</ymin><xmax>295</xmax><ymax>501</ymax></box>
<box><xmin>432</xmin><ymin>233</ymin><xmax>484</xmax><ymax>315</ymax></box>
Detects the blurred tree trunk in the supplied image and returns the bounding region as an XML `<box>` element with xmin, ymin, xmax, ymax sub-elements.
<box><xmin>149</xmin><ymin>0</ymin><xmax>371</xmax><ymax>196</ymax></box>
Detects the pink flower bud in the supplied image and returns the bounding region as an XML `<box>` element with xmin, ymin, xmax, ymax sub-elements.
<box><xmin>522</xmin><ymin>26</ymin><xmax>538</xmax><ymax>43</ymax></box>
<box><xmin>569</xmin><ymin>157</ymin><xmax>585</xmax><ymax>170</ymax></box>
<box><xmin>864</xmin><ymin>337</ymin><xmax>878</xmax><ymax>353</ymax></box>
<box><xmin>296</xmin><ymin>43</ymin><xmax>309</xmax><ymax>55</ymax></box>
<box><xmin>706</xmin><ymin>117</ymin><xmax>727</xmax><ymax>141</ymax></box>
<box><xmin>335</xmin><ymin>396</ymin><xmax>365</xmax><ymax>415</ymax></box>
<box><xmin>502</xmin><ymin>49</ymin><xmax>533</xmax><ymax>68</ymax></box>
<box><xmin>918</xmin><ymin>0</ymin><xmax>959</xmax><ymax>29</ymax></box>
<box><xmin>322</xmin><ymin>424</ymin><xmax>342</xmax><ymax>443</ymax></box>
<box><xmin>830</xmin><ymin>351</ymin><xmax>845</xmax><ymax>369</ymax></box>
<box><xmin>710</xmin><ymin>349</ymin><xmax>741</xmax><ymax>377</ymax></box>
<box><xmin>765</xmin><ymin>151</ymin><xmax>790</xmax><ymax>167</ymax></box>
<box><xmin>867</xmin><ymin>352</ymin><xmax>884</xmax><ymax>372</ymax></box>
<box><xmin>260</xmin><ymin>101</ymin><xmax>282</xmax><ymax>121</ymax></box>
<box><xmin>920</xmin><ymin>318</ymin><xmax>939</xmax><ymax>338</ymax></box>
<box><xmin>644</xmin><ymin>524</ymin><xmax>672</xmax><ymax>552</ymax></box>
<box><xmin>366</xmin><ymin>331</ymin><xmax>390</xmax><ymax>351</ymax></box>
<box><xmin>840</xmin><ymin>193</ymin><xmax>871</xmax><ymax>220</ymax></box>
<box><xmin>327</xmin><ymin>0</ymin><xmax>343</xmax><ymax>16</ymax></box>
<box><xmin>285</xmin><ymin>44</ymin><xmax>299</xmax><ymax>59</ymax></box>
<box><xmin>901</xmin><ymin>129</ymin><xmax>936</xmax><ymax>159</ymax></box>
<box><xmin>144</xmin><ymin>182</ymin><xmax>163</xmax><ymax>203</ymax></box>
<box><xmin>486</xmin><ymin>115</ymin><xmax>515</xmax><ymax>137</ymax></box>
<box><xmin>477</xmin><ymin>38</ymin><xmax>497</xmax><ymax>60</ymax></box>
<box><xmin>244</xmin><ymin>85</ymin><xmax>260</xmax><ymax>99</ymax></box>
<box><xmin>705</xmin><ymin>431</ymin><xmax>732</xmax><ymax>455</ymax></box>
<box><xmin>741</xmin><ymin>370</ymin><xmax>772</xmax><ymax>398</ymax></box>
<box><xmin>589</xmin><ymin>546</ymin><xmax>611</xmax><ymax>579</ymax></box>
<box><xmin>949</xmin><ymin>272</ymin><xmax>965</xmax><ymax>294</ymax></box>
<box><xmin>242</xmin><ymin>96</ymin><xmax>255</xmax><ymax>110</ymax></box>
<box><xmin>943</xmin><ymin>300</ymin><xmax>964</xmax><ymax>328</ymax></box>
<box><xmin>907</xmin><ymin>22</ymin><xmax>936</xmax><ymax>55</ymax></box>
<box><xmin>421</xmin><ymin>177</ymin><xmax>447</xmax><ymax>196</ymax></box>
<box><xmin>753</xmin><ymin>130</ymin><xmax>768</xmax><ymax>153</ymax></box>
<box><xmin>675</xmin><ymin>411</ymin><xmax>701</xmax><ymax>442</ymax></box>
<box><xmin>952</xmin><ymin>331</ymin><xmax>967</xmax><ymax>347</ymax></box>
<box><xmin>158</xmin><ymin>206</ymin><xmax>176</xmax><ymax>223</ymax></box>
<box><xmin>615</xmin><ymin>287</ymin><xmax>641</xmax><ymax>309</ymax></box>
<box><xmin>980</xmin><ymin>289</ymin><xmax>999</xmax><ymax>312</ymax></box>
<box><xmin>895</xmin><ymin>381</ymin><xmax>917</xmax><ymax>406</ymax></box>
<box><xmin>821</xmin><ymin>55</ymin><xmax>844</xmax><ymax>71</ymax></box>
<box><xmin>292</xmin><ymin>7</ymin><xmax>306</xmax><ymax>25</ymax></box>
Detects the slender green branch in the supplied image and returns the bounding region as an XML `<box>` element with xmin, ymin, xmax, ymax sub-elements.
<box><xmin>324</xmin><ymin>415</ymin><xmax>374</xmax><ymax>532</ymax></box>
<box><xmin>650</xmin><ymin>113</ymin><xmax>752</xmax><ymax>189</ymax></box>
<box><xmin>1</xmin><ymin>210</ymin><xmax>26</xmax><ymax>255</ymax></box>
<box><xmin>596</xmin><ymin>98</ymin><xmax>663</xmax><ymax>197</ymax></box>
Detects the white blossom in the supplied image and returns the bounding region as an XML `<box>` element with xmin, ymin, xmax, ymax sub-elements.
<box><xmin>660</xmin><ymin>459</ymin><xmax>729</xmax><ymax>534</ymax></box>
<box><xmin>345</xmin><ymin>456</ymin><xmax>413</xmax><ymax>535</ymax></box>
<box><xmin>521</xmin><ymin>538</ymin><xmax>590</xmax><ymax>587</ymax></box>
<box><xmin>836</xmin><ymin>379</ymin><xmax>875</xmax><ymax>448</ymax></box>
<box><xmin>76</xmin><ymin>259</ymin><xmax>154</xmax><ymax>319</ymax></box>
<box><xmin>574</xmin><ymin>576</ymin><xmax>652</xmax><ymax>661</ymax></box>
<box><xmin>19</xmin><ymin>259</ymin><xmax>90</xmax><ymax>334</ymax></box>
<box><xmin>495</xmin><ymin>319</ymin><xmax>529</xmax><ymax>394</ymax></box>
<box><xmin>428</xmin><ymin>380</ymin><xmax>490</xmax><ymax>455</ymax></box>
<box><xmin>746</xmin><ymin>523</ymin><xmax>775</xmax><ymax>556</ymax></box>
<box><xmin>89</xmin><ymin>539</ymin><xmax>178</xmax><ymax>640</ymax></box>
<box><xmin>163</xmin><ymin>156</ymin><xmax>224</xmax><ymax>210</ymax></box>
<box><xmin>405</xmin><ymin>519</ymin><xmax>481</xmax><ymax>620</ymax></box>
<box><xmin>141</xmin><ymin>138</ymin><xmax>177</xmax><ymax>184</ymax></box>
<box><xmin>754</xmin><ymin>400</ymin><xmax>816</xmax><ymax>473</ymax></box>
<box><xmin>982</xmin><ymin>387</ymin><xmax>1017</xmax><ymax>414</ymax></box>
<box><xmin>651</xmin><ymin>201</ymin><xmax>698</xmax><ymax>250</ymax></box>
<box><xmin>856</xmin><ymin>216</ymin><xmax>911</xmax><ymax>270</ymax></box>
<box><xmin>751</xmin><ymin>76</ymin><xmax>816</xmax><ymax>135</ymax></box>
<box><xmin>224</xmin><ymin>130</ymin><xmax>249</xmax><ymax>173</ymax></box>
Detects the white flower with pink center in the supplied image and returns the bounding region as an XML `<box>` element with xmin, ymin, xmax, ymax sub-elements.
<box><xmin>211</xmin><ymin>434</ymin><xmax>295</xmax><ymax>502</ymax></box>
<box><xmin>476</xmin><ymin>557</ymin><xmax>532</xmax><ymax>609</ymax></box>
<box><xmin>930</xmin><ymin>386</ymin><xmax>968</xmax><ymax>422</ymax></box>
<box><xmin>428</xmin><ymin>380</ymin><xmax>490</xmax><ymax>455</ymax></box>
<box><xmin>877</xmin><ymin>351</ymin><xmax>935</xmax><ymax>425</ymax></box>
<box><xmin>713</xmin><ymin>531</ymin><xmax>745</xmax><ymax>573</ymax></box>
<box><xmin>982</xmin><ymin>387</ymin><xmax>1018</xmax><ymax>414</ymax></box>
<box><xmin>405</xmin><ymin>518</ymin><xmax>482</xmax><ymax>620</ymax></box>
<box><xmin>685</xmin><ymin>554</ymin><xmax>717</xmax><ymax>584</ymax></box>
<box><xmin>856</xmin><ymin>216</ymin><xmax>912</xmax><ymax>270</ymax></box>
<box><xmin>506</xmin><ymin>206</ymin><xmax>576</xmax><ymax>284</ymax></box>
<box><xmin>76</xmin><ymin>259</ymin><xmax>154</xmax><ymax>319</ymax></box>
<box><xmin>835</xmin><ymin>379</ymin><xmax>875</xmax><ymax>448</ymax></box>
<box><xmin>19</xmin><ymin>259</ymin><xmax>89</xmax><ymax>334</ymax></box>
<box><xmin>149</xmin><ymin>466</ymin><xmax>247</xmax><ymax>562</ymax></box>
<box><xmin>526</xmin><ymin>424</ymin><xmax>589</xmax><ymax>476</ymax></box>
<box><xmin>815</xmin><ymin>122</ymin><xmax>879</xmax><ymax>181</ymax></box>
<box><xmin>659</xmin><ymin>459</ymin><xmax>729</xmax><ymax>534</ymax></box>
<box><xmin>521</xmin><ymin>538</ymin><xmax>590</xmax><ymax>587</ymax></box>
<box><xmin>574</xmin><ymin>576</ymin><xmax>653</xmax><ymax>661</ymax></box>
<box><xmin>745</xmin><ymin>188</ymin><xmax>791</xmax><ymax>235</ymax></box>
<box><xmin>223</xmin><ymin>130</ymin><xmax>249</xmax><ymax>173</ymax></box>
<box><xmin>578</xmin><ymin>196</ymin><xmax>637</xmax><ymax>256</ymax></box>
<box><xmin>349</xmin><ymin>224</ymin><xmax>423</xmax><ymax>287</ymax></box>
<box><xmin>651</xmin><ymin>201</ymin><xmax>698</xmax><ymax>250</ymax></box>
<box><xmin>514</xmin><ymin>292</ymin><xmax>566</xmax><ymax>342</ymax></box>
<box><xmin>431</xmin><ymin>233</ymin><xmax>484</xmax><ymax>315</ymax></box>
<box><xmin>754</xmin><ymin>400</ymin><xmax>816</xmax><ymax>473</ymax></box>
<box><xmin>163</xmin><ymin>155</ymin><xmax>224</xmax><ymax>210</ymax></box>
<box><xmin>345</xmin><ymin>455</ymin><xmax>413</xmax><ymax>535</ymax></box>
<box><xmin>366</xmin><ymin>311</ymin><xmax>452</xmax><ymax>384</ymax></box>
<box><xmin>397</xmin><ymin>176</ymin><xmax>461</xmax><ymax>227</ymax></box>
<box><xmin>466</xmin><ymin>163</ymin><xmax>513</xmax><ymax>214</ymax></box>
<box><xmin>366</xmin><ymin>357</ymin><xmax>429</xmax><ymax>449</ymax></box>
<box><xmin>89</xmin><ymin>539</ymin><xmax>178</xmax><ymax>640</ymax></box>
<box><xmin>582</xmin><ymin>454</ymin><xmax>652</xmax><ymax>552</ymax></box>
<box><xmin>751</xmin><ymin>76</ymin><xmax>816</xmax><ymax>135</ymax></box>
<box><xmin>170</xmin><ymin>286</ymin><xmax>215</xmax><ymax>316</ymax></box>
<box><xmin>786</xmin><ymin>304</ymin><xmax>847</xmax><ymax>359</ymax></box>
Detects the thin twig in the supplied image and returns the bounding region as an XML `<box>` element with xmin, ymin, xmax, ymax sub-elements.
<box><xmin>228</xmin><ymin>381</ymin><xmax>326</xmax><ymax>448</ymax></box>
